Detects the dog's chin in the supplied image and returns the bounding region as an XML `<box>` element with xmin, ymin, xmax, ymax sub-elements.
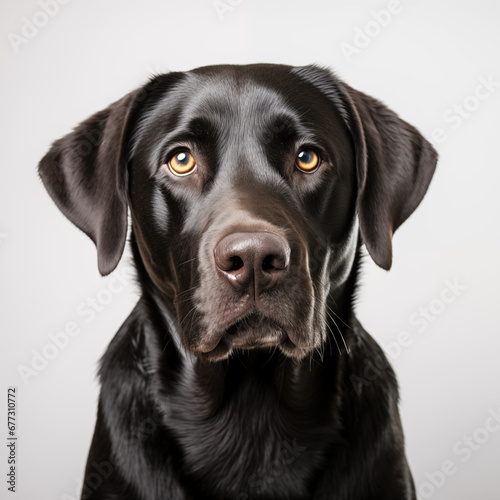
<box><xmin>196</xmin><ymin>313</ymin><xmax>307</xmax><ymax>362</ymax></box>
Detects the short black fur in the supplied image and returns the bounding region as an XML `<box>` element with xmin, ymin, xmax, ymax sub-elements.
<box><xmin>38</xmin><ymin>64</ymin><xmax>437</xmax><ymax>499</ymax></box>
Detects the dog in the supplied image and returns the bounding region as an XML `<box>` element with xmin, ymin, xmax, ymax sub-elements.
<box><xmin>38</xmin><ymin>63</ymin><xmax>437</xmax><ymax>499</ymax></box>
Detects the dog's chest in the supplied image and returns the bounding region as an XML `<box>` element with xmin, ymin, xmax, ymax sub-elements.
<box><xmin>167</xmin><ymin>376</ymin><xmax>337</xmax><ymax>499</ymax></box>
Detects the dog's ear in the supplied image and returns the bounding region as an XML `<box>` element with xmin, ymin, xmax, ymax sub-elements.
<box><xmin>38</xmin><ymin>90</ymin><xmax>139</xmax><ymax>276</ymax></box>
<box><xmin>293</xmin><ymin>66</ymin><xmax>437</xmax><ymax>269</ymax></box>
<box><xmin>342</xmin><ymin>85</ymin><xmax>438</xmax><ymax>270</ymax></box>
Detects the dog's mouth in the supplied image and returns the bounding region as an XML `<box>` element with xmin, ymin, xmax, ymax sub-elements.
<box><xmin>198</xmin><ymin>312</ymin><xmax>297</xmax><ymax>362</ymax></box>
<box><xmin>226</xmin><ymin>313</ymin><xmax>285</xmax><ymax>348</ymax></box>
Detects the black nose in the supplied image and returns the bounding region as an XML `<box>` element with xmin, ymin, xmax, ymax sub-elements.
<box><xmin>214</xmin><ymin>232</ymin><xmax>290</xmax><ymax>293</ymax></box>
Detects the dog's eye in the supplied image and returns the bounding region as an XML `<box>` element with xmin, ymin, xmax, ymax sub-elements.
<box><xmin>168</xmin><ymin>151</ymin><xmax>197</xmax><ymax>176</ymax></box>
<box><xmin>296</xmin><ymin>149</ymin><xmax>320</xmax><ymax>172</ymax></box>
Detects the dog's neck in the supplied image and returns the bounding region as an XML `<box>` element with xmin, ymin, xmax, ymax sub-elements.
<box><xmin>131</xmin><ymin>256</ymin><xmax>356</xmax><ymax>495</ymax></box>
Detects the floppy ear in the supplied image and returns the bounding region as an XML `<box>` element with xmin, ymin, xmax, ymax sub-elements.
<box><xmin>342</xmin><ymin>85</ymin><xmax>438</xmax><ymax>270</ymax></box>
<box><xmin>38</xmin><ymin>91</ymin><xmax>139</xmax><ymax>276</ymax></box>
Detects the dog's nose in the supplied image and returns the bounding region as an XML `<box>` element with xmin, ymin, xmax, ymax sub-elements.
<box><xmin>214</xmin><ymin>232</ymin><xmax>290</xmax><ymax>293</ymax></box>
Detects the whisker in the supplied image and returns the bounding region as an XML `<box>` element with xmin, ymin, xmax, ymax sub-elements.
<box><xmin>178</xmin><ymin>257</ymin><xmax>198</xmax><ymax>267</ymax></box>
<box><xmin>261</xmin><ymin>345</ymin><xmax>277</xmax><ymax>369</ymax></box>
<box><xmin>179</xmin><ymin>304</ymin><xmax>198</xmax><ymax>329</ymax></box>
<box><xmin>161</xmin><ymin>333</ymin><xmax>172</xmax><ymax>354</ymax></box>
<box><xmin>238</xmin><ymin>355</ymin><xmax>248</xmax><ymax>369</ymax></box>
<box><xmin>175</xmin><ymin>295</ymin><xmax>196</xmax><ymax>306</ymax></box>
<box><xmin>175</xmin><ymin>286</ymin><xmax>198</xmax><ymax>298</ymax></box>
<box><xmin>326</xmin><ymin>320</ymin><xmax>342</xmax><ymax>356</ymax></box>
<box><xmin>326</xmin><ymin>307</ymin><xmax>350</xmax><ymax>356</ymax></box>
<box><xmin>326</xmin><ymin>304</ymin><xmax>351</xmax><ymax>330</ymax></box>
<box><xmin>173</xmin><ymin>287</ymin><xmax>199</xmax><ymax>306</ymax></box>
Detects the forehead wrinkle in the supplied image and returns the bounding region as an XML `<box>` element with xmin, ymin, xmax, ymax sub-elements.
<box><xmin>180</xmin><ymin>74</ymin><xmax>294</xmax><ymax>136</ymax></box>
<box><xmin>166</xmin><ymin>77</ymin><xmax>296</xmax><ymax>188</ymax></box>
<box><xmin>218</xmin><ymin>83</ymin><xmax>294</xmax><ymax>167</ymax></box>
<box><xmin>133</xmin><ymin>73</ymin><xmax>237</xmax><ymax>141</ymax></box>
<box><xmin>135</xmin><ymin>71</ymin><xmax>298</xmax><ymax>148</ymax></box>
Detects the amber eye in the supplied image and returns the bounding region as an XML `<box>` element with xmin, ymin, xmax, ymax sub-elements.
<box><xmin>168</xmin><ymin>151</ymin><xmax>197</xmax><ymax>176</ymax></box>
<box><xmin>296</xmin><ymin>149</ymin><xmax>320</xmax><ymax>172</ymax></box>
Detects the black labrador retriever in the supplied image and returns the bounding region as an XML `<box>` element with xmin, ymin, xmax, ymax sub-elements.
<box><xmin>38</xmin><ymin>64</ymin><xmax>437</xmax><ymax>500</ymax></box>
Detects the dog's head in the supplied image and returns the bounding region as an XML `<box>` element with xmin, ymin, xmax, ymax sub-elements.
<box><xmin>39</xmin><ymin>64</ymin><xmax>437</xmax><ymax>361</ymax></box>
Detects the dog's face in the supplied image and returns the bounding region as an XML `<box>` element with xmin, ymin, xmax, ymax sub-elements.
<box><xmin>38</xmin><ymin>64</ymin><xmax>437</xmax><ymax>362</ymax></box>
<box><xmin>128</xmin><ymin>65</ymin><xmax>357</xmax><ymax>361</ymax></box>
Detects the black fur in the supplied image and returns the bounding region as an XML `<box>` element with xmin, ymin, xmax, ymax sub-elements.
<box><xmin>38</xmin><ymin>64</ymin><xmax>437</xmax><ymax>499</ymax></box>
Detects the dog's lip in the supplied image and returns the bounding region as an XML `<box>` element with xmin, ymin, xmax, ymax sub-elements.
<box><xmin>224</xmin><ymin>314</ymin><xmax>287</xmax><ymax>348</ymax></box>
<box><xmin>192</xmin><ymin>312</ymin><xmax>294</xmax><ymax>356</ymax></box>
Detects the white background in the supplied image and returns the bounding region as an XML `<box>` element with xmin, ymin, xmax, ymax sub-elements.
<box><xmin>1</xmin><ymin>0</ymin><xmax>499</xmax><ymax>499</ymax></box>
